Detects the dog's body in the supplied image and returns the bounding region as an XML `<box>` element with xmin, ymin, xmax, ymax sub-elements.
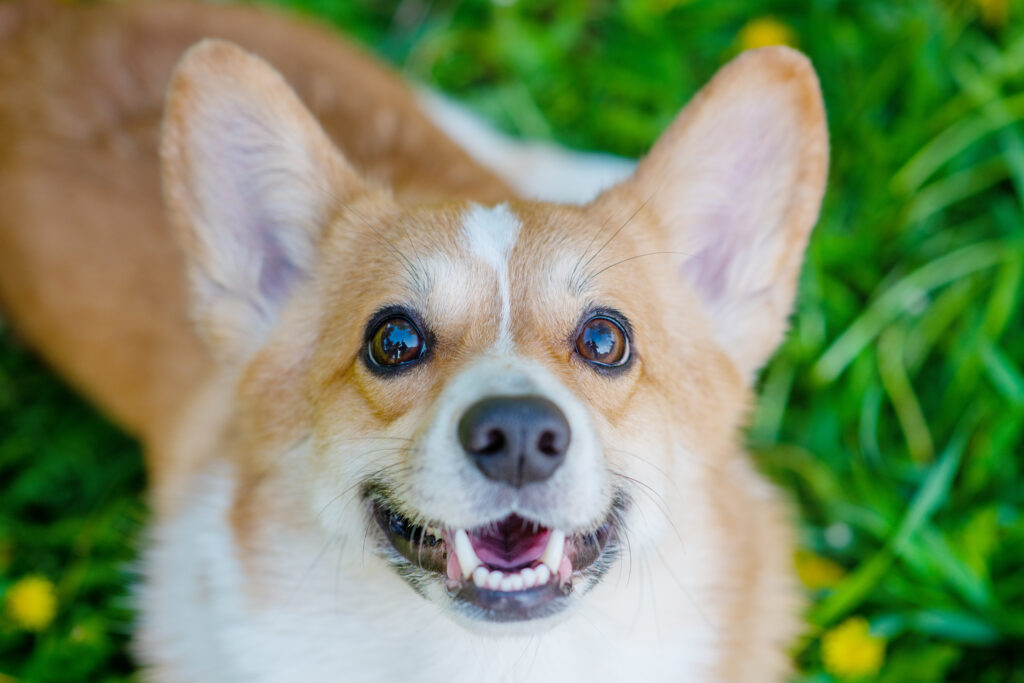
<box><xmin>0</xmin><ymin>2</ymin><xmax>828</xmax><ymax>681</ymax></box>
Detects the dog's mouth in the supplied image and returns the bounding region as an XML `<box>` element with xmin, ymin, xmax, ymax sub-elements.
<box><xmin>370</xmin><ymin>495</ymin><xmax>618</xmax><ymax>622</ymax></box>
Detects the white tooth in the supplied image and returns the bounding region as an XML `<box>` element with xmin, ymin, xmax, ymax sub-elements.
<box><xmin>472</xmin><ymin>567</ymin><xmax>489</xmax><ymax>587</ymax></box>
<box><xmin>540</xmin><ymin>530</ymin><xmax>565</xmax><ymax>574</ymax></box>
<box><xmin>535</xmin><ymin>564</ymin><xmax>551</xmax><ymax>585</ymax></box>
<box><xmin>454</xmin><ymin>529</ymin><xmax>482</xmax><ymax>579</ymax></box>
<box><xmin>499</xmin><ymin>576</ymin><xmax>515</xmax><ymax>591</ymax></box>
<box><xmin>508</xmin><ymin>574</ymin><xmax>525</xmax><ymax>591</ymax></box>
<box><xmin>521</xmin><ymin>567</ymin><xmax>537</xmax><ymax>587</ymax></box>
<box><xmin>487</xmin><ymin>570</ymin><xmax>504</xmax><ymax>590</ymax></box>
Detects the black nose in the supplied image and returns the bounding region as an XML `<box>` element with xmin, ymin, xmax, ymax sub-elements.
<box><xmin>458</xmin><ymin>396</ymin><xmax>571</xmax><ymax>488</ymax></box>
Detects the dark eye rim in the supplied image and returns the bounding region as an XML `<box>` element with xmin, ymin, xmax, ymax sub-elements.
<box><xmin>362</xmin><ymin>305</ymin><xmax>433</xmax><ymax>376</ymax></box>
<box><xmin>571</xmin><ymin>308</ymin><xmax>635</xmax><ymax>374</ymax></box>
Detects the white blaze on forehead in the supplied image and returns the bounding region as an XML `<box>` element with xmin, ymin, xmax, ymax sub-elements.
<box><xmin>461</xmin><ymin>202</ymin><xmax>521</xmax><ymax>349</ymax></box>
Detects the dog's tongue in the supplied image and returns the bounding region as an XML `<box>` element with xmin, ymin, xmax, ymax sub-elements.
<box><xmin>469</xmin><ymin>515</ymin><xmax>551</xmax><ymax>570</ymax></box>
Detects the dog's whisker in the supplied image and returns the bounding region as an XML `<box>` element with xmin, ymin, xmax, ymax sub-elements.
<box><xmin>569</xmin><ymin>206</ymin><xmax>619</xmax><ymax>291</ymax></box>
<box><xmin>609</xmin><ymin>470</ymin><xmax>686</xmax><ymax>553</ymax></box>
<box><xmin>340</xmin><ymin>201</ymin><xmax>426</xmax><ymax>291</ymax></box>
<box><xmin>573</xmin><ymin>185</ymin><xmax>661</xmax><ymax>292</ymax></box>
<box><xmin>609</xmin><ymin>443</ymin><xmax>736</xmax><ymax>480</ymax></box>
<box><xmin>276</xmin><ymin>533</ymin><xmax>341</xmax><ymax>615</ymax></box>
<box><xmin>329</xmin><ymin>435</ymin><xmax>415</xmax><ymax>443</ymax></box>
<box><xmin>583</xmin><ymin>250</ymin><xmax>692</xmax><ymax>285</ymax></box>
<box><xmin>604</xmin><ymin>446</ymin><xmax>673</xmax><ymax>480</ymax></box>
<box><xmin>313</xmin><ymin>457</ymin><xmax>412</xmax><ymax>524</ymax></box>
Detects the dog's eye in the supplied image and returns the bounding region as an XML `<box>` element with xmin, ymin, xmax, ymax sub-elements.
<box><xmin>576</xmin><ymin>316</ymin><xmax>629</xmax><ymax>367</ymax></box>
<box><xmin>368</xmin><ymin>317</ymin><xmax>425</xmax><ymax>367</ymax></box>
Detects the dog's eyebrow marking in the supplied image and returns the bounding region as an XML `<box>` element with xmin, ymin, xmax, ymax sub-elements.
<box><xmin>461</xmin><ymin>202</ymin><xmax>521</xmax><ymax>350</ymax></box>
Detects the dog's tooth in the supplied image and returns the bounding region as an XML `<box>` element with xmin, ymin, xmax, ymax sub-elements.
<box><xmin>535</xmin><ymin>564</ymin><xmax>551</xmax><ymax>585</ymax></box>
<box><xmin>540</xmin><ymin>530</ymin><xmax>565</xmax><ymax>574</ymax></box>
<box><xmin>521</xmin><ymin>567</ymin><xmax>537</xmax><ymax>588</ymax></box>
<box><xmin>508</xmin><ymin>574</ymin><xmax>525</xmax><ymax>591</ymax></box>
<box><xmin>486</xmin><ymin>570</ymin><xmax>504</xmax><ymax>590</ymax></box>
<box><xmin>453</xmin><ymin>529</ymin><xmax>482</xmax><ymax>579</ymax></box>
<box><xmin>472</xmin><ymin>566</ymin><xmax>489</xmax><ymax>588</ymax></box>
<box><xmin>499</xmin><ymin>575</ymin><xmax>515</xmax><ymax>591</ymax></box>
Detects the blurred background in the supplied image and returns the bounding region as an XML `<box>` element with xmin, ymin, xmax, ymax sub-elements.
<box><xmin>1</xmin><ymin>0</ymin><xmax>1022</xmax><ymax>680</ymax></box>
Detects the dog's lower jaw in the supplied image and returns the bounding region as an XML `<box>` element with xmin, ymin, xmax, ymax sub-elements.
<box><xmin>137</xmin><ymin>456</ymin><xmax>799</xmax><ymax>683</ymax></box>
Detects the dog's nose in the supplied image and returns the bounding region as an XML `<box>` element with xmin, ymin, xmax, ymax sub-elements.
<box><xmin>458</xmin><ymin>396</ymin><xmax>570</xmax><ymax>487</ymax></box>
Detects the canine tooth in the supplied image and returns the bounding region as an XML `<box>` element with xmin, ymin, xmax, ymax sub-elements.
<box><xmin>472</xmin><ymin>567</ymin><xmax>489</xmax><ymax>588</ymax></box>
<box><xmin>499</xmin><ymin>576</ymin><xmax>515</xmax><ymax>591</ymax></box>
<box><xmin>453</xmin><ymin>529</ymin><xmax>482</xmax><ymax>579</ymax></box>
<box><xmin>540</xmin><ymin>530</ymin><xmax>565</xmax><ymax>574</ymax></box>
<box><xmin>487</xmin><ymin>570</ymin><xmax>504</xmax><ymax>590</ymax></box>
<box><xmin>521</xmin><ymin>567</ymin><xmax>537</xmax><ymax>588</ymax></box>
<box><xmin>535</xmin><ymin>564</ymin><xmax>551</xmax><ymax>585</ymax></box>
<box><xmin>508</xmin><ymin>574</ymin><xmax>525</xmax><ymax>591</ymax></box>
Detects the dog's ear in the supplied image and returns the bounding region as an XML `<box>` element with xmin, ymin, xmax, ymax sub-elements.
<box><xmin>595</xmin><ymin>47</ymin><xmax>828</xmax><ymax>381</ymax></box>
<box><xmin>161</xmin><ymin>39</ymin><xmax>362</xmax><ymax>360</ymax></box>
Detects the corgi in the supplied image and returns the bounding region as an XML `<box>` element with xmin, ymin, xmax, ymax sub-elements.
<box><xmin>0</xmin><ymin>1</ymin><xmax>829</xmax><ymax>681</ymax></box>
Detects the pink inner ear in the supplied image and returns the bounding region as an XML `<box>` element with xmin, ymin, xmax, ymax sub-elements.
<box><xmin>256</xmin><ymin>229</ymin><xmax>303</xmax><ymax>306</ymax></box>
<box><xmin>189</xmin><ymin>100</ymin><xmax>326</xmax><ymax>324</ymax></box>
<box><xmin>162</xmin><ymin>39</ymin><xmax>362</xmax><ymax>358</ymax></box>
<box><xmin>685</xmin><ymin>207</ymin><xmax>747</xmax><ymax>301</ymax></box>
<box><xmin>673</xmin><ymin>102</ymin><xmax>799</xmax><ymax>305</ymax></box>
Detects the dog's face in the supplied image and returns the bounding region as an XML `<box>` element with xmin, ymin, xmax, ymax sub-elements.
<box><xmin>161</xmin><ymin>41</ymin><xmax>826</xmax><ymax>627</ymax></box>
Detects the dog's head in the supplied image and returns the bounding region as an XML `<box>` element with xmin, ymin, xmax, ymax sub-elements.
<box><xmin>161</xmin><ymin>40</ymin><xmax>827</xmax><ymax>627</ymax></box>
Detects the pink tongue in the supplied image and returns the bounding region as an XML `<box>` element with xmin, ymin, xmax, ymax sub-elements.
<box><xmin>470</xmin><ymin>516</ymin><xmax>552</xmax><ymax>570</ymax></box>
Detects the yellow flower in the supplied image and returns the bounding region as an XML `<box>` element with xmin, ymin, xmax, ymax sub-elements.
<box><xmin>4</xmin><ymin>576</ymin><xmax>58</xmax><ymax>631</ymax></box>
<box><xmin>795</xmin><ymin>550</ymin><xmax>845</xmax><ymax>590</ymax></box>
<box><xmin>738</xmin><ymin>17</ymin><xmax>797</xmax><ymax>51</ymax></box>
<box><xmin>976</xmin><ymin>0</ymin><xmax>1009</xmax><ymax>27</ymax></box>
<box><xmin>822</xmin><ymin>617</ymin><xmax>886</xmax><ymax>680</ymax></box>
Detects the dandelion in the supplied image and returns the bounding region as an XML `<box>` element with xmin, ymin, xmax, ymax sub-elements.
<box><xmin>4</xmin><ymin>575</ymin><xmax>58</xmax><ymax>631</ymax></box>
<box><xmin>738</xmin><ymin>17</ymin><xmax>797</xmax><ymax>51</ymax></box>
<box><xmin>794</xmin><ymin>550</ymin><xmax>845</xmax><ymax>590</ymax></box>
<box><xmin>821</xmin><ymin>616</ymin><xmax>886</xmax><ymax>680</ymax></box>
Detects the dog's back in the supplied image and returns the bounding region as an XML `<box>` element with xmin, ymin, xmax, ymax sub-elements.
<box><xmin>0</xmin><ymin>0</ymin><xmax>510</xmax><ymax>463</ymax></box>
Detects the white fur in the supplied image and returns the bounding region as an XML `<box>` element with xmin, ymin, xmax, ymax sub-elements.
<box><xmin>139</xmin><ymin>456</ymin><xmax>730</xmax><ymax>683</ymax></box>
<box><xmin>405</xmin><ymin>354</ymin><xmax>607</xmax><ymax>532</ymax></box>
<box><xmin>418</xmin><ymin>90</ymin><xmax>636</xmax><ymax>204</ymax></box>
<box><xmin>460</xmin><ymin>203</ymin><xmax>520</xmax><ymax>351</ymax></box>
<box><xmin>137</xmin><ymin>336</ymin><xmax>750</xmax><ymax>682</ymax></box>
<box><xmin>137</xmin><ymin>51</ymin><xmax>815</xmax><ymax>683</ymax></box>
<box><xmin>136</xmin><ymin>242</ymin><xmax>735</xmax><ymax>682</ymax></box>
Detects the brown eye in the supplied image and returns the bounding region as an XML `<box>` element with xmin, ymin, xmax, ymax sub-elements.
<box><xmin>575</xmin><ymin>316</ymin><xmax>629</xmax><ymax>367</ymax></box>
<box><xmin>369</xmin><ymin>317</ymin><xmax>425</xmax><ymax>367</ymax></box>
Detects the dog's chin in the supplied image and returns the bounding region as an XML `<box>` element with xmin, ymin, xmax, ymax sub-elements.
<box><xmin>366</xmin><ymin>488</ymin><xmax>622</xmax><ymax>625</ymax></box>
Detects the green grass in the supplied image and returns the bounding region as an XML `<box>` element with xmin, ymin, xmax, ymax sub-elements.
<box><xmin>2</xmin><ymin>0</ymin><xmax>1023</xmax><ymax>680</ymax></box>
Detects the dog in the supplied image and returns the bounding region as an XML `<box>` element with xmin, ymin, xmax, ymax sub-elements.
<box><xmin>0</xmin><ymin>1</ymin><xmax>829</xmax><ymax>680</ymax></box>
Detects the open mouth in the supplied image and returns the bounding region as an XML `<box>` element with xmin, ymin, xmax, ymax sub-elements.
<box><xmin>370</xmin><ymin>496</ymin><xmax>618</xmax><ymax>622</ymax></box>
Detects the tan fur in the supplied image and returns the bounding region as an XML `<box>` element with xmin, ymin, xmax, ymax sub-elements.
<box><xmin>0</xmin><ymin>0</ymin><xmax>510</xmax><ymax>464</ymax></box>
<box><xmin>0</xmin><ymin>2</ymin><xmax>828</xmax><ymax>680</ymax></box>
